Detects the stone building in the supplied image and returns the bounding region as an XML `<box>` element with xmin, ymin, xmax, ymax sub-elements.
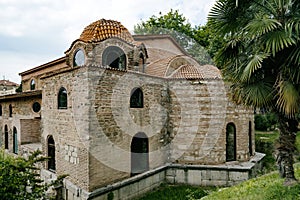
<box><xmin>0</xmin><ymin>79</ymin><xmax>19</xmax><ymax>95</ymax></box>
<box><xmin>0</xmin><ymin>19</ymin><xmax>264</xmax><ymax>199</ymax></box>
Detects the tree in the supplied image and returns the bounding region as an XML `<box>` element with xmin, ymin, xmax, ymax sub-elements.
<box><xmin>134</xmin><ymin>9</ymin><xmax>218</xmax><ymax>65</ymax></box>
<box><xmin>208</xmin><ymin>0</ymin><xmax>300</xmax><ymax>185</ymax></box>
<box><xmin>0</xmin><ymin>150</ymin><xmax>64</xmax><ymax>199</ymax></box>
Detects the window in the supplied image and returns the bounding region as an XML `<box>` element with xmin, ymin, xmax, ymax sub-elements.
<box><xmin>139</xmin><ymin>53</ymin><xmax>145</xmax><ymax>72</ymax></box>
<box><xmin>13</xmin><ymin>127</ymin><xmax>18</xmax><ymax>154</ymax></box>
<box><xmin>130</xmin><ymin>88</ymin><xmax>143</xmax><ymax>108</ymax></box>
<box><xmin>32</xmin><ymin>102</ymin><xmax>41</xmax><ymax>113</ymax></box>
<box><xmin>73</xmin><ymin>49</ymin><xmax>85</xmax><ymax>67</ymax></box>
<box><xmin>0</xmin><ymin>104</ymin><xmax>2</xmax><ymax>116</ymax></box>
<box><xmin>58</xmin><ymin>87</ymin><xmax>67</xmax><ymax>109</ymax></box>
<box><xmin>4</xmin><ymin>125</ymin><xmax>8</xmax><ymax>149</ymax></box>
<box><xmin>30</xmin><ymin>79</ymin><xmax>36</xmax><ymax>90</ymax></box>
<box><xmin>47</xmin><ymin>136</ymin><xmax>56</xmax><ymax>171</ymax></box>
<box><xmin>102</xmin><ymin>46</ymin><xmax>126</xmax><ymax>70</ymax></box>
<box><xmin>131</xmin><ymin>132</ymin><xmax>149</xmax><ymax>176</ymax></box>
<box><xmin>249</xmin><ymin>121</ymin><xmax>253</xmax><ymax>156</ymax></box>
<box><xmin>9</xmin><ymin>104</ymin><xmax>12</xmax><ymax>117</ymax></box>
<box><xmin>226</xmin><ymin>123</ymin><xmax>236</xmax><ymax>162</ymax></box>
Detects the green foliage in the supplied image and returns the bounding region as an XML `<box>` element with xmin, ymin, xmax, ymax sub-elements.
<box><xmin>135</xmin><ymin>184</ymin><xmax>211</xmax><ymax>200</ymax></box>
<box><xmin>255</xmin><ymin>113</ymin><xmax>277</xmax><ymax>131</ymax></box>
<box><xmin>0</xmin><ymin>149</ymin><xmax>62</xmax><ymax>200</ymax></box>
<box><xmin>15</xmin><ymin>83</ymin><xmax>22</xmax><ymax>93</ymax></box>
<box><xmin>203</xmin><ymin>163</ymin><xmax>300</xmax><ymax>200</ymax></box>
<box><xmin>208</xmin><ymin>0</ymin><xmax>300</xmax><ymax>117</ymax></box>
<box><xmin>134</xmin><ymin>9</ymin><xmax>222</xmax><ymax>64</ymax></box>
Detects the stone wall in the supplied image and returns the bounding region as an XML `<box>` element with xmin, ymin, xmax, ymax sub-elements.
<box><xmin>0</xmin><ymin>95</ymin><xmax>41</xmax><ymax>153</ymax></box>
<box><xmin>42</xmin><ymin>67</ymin><xmax>90</xmax><ymax>191</ymax></box>
<box><xmin>87</xmin><ymin>66</ymin><xmax>169</xmax><ymax>191</ymax></box>
<box><xmin>168</xmin><ymin>79</ymin><xmax>254</xmax><ymax>165</ymax></box>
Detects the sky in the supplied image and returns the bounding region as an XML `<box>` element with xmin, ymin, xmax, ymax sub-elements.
<box><xmin>0</xmin><ymin>0</ymin><xmax>216</xmax><ymax>83</ymax></box>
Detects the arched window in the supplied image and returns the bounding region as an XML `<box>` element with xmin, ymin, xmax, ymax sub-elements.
<box><xmin>0</xmin><ymin>104</ymin><xmax>2</xmax><ymax>116</ymax></box>
<box><xmin>13</xmin><ymin>127</ymin><xmax>18</xmax><ymax>154</ymax></box>
<box><xmin>131</xmin><ymin>132</ymin><xmax>149</xmax><ymax>176</ymax></box>
<box><xmin>249</xmin><ymin>121</ymin><xmax>253</xmax><ymax>156</ymax></box>
<box><xmin>58</xmin><ymin>87</ymin><xmax>67</xmax><ymax>109</ymax></box>
<box><xmin>226</xmin><ymin>123</ymin><xmax>236</xmax><ymax>162</ymax></box>
<box><xmin>130</xmin><ymin>88</ymin><xmax>143</xmax><ymax>108</ymax></box>
<box><xmin>30</xmin><ymin>79</ymin><xmax>36</xmax><ymax>90</ymax></box>
<box><xmin>47</xmin><ymin>136</ymin><xmax>56</xmax><ymax>171</ymax></box>
<box><xmin>73</xmin><ymin>49</ymin><xmax>85</xmax><ymax>67</ymax></box>
<box><xmin>4</xmin><ymin>125</ymin><xmax>8</xmax><ymax>149</ymax></box>
<box><xmin>102</xmin><ymin>46</ymin><xmax>126</xmax><ymax>70</ymax></box>
<box><xmin>9</xmin><ymin>104</ymin><xmax>12</xmax><ymax>117</ymax></box>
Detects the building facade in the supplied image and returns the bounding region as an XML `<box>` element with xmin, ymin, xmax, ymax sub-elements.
<box><xmin>0</xmin><ymin>19</ymin><xmax>262</xmax><ymax>199</ymax></box>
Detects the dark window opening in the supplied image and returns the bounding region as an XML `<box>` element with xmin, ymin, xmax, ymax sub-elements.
<box><xmin>249</xmin><ymin>121</ymin><xmax>253</xmax><ymax>156</ymax></box>
<box><xmin>58</xmin><ymin>87</ymin><xmax>67</xmax><ymax>109</ymax></box>
<box><xmin>32</xmin><ymin>102</ymin><xmax>41</xmax><ymax>113</ymax></box>
<box><xmin>131</xmin><ymin>132</ymin><xmax>149</xmax><ymax>176</ymax></box>
<box><xmin>4</xmin><ymin>125</ymin><xmax>8</xmax><ymax>149</ymax></box>
<box><xmin>0</xmin><ymin>104</ymin><xmax>2</xmax><ymax>116</ymax></box>
<box><xmin>102</xmin><ymin>46</ymin><xmax>126</xmax><ymax>70</ymax></box>
<box><xmin>139</xmin><ymin>53</ymin><xmax>145</xmax><ymax>72</ymax></box>
<box><xmin>130</xmin><ymin>88</ymin><xmax>143</xmax><ymax>108</ymax></box>
<box><xmin>47</xmin><ymin>136</ymin><xmax>56</xmax><ymax>171</ymax></box>
<box><xmin>30</xmin><ymin>79</ymin><xmax>36</xmax><ymax>90</ymax></box>
<box><xmin>226</xmin><ymin>123</ymin><xmax>236</xmax><ymax>162</ymax></box>
<box><xmin>13</xmin><ymin>127</ymin><xmax>18</xmax><ymax>154</ymax></box>
<box><xmin>9</xmin><ymin>104</ymin><xmax>12</xmax><ymax>117</ymax></box>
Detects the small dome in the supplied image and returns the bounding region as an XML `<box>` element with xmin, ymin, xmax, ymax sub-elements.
<box><xmin>79</xmin><ymin>19</ymin><xmax>134</xmax><ymax>43</ymax></box>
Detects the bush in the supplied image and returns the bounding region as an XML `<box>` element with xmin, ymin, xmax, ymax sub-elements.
<box><xmin>0</xmin><ymin>150</ymin><xmax>65</xmax><ymax>200</ymax></box>
<box><xmin>255</xmin><ymin>113</ymin><xmax>277</xmax><ymax>131</ymax></box>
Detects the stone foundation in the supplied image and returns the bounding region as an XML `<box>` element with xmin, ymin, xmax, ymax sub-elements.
<box><xmin>55</xmin><ymin>152</ymin><xmax>264</xmax><ymax>200</ymax></box>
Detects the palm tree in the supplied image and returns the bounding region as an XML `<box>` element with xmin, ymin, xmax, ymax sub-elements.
<box><xmin>208</xmin><ymin>0</ymin><xmax>300</xmax><ymax>185</ymax></box>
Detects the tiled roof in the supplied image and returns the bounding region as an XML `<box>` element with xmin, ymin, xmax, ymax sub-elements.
<box><xmin>79</xmin><ymin>19</ymin><xmax>134</xmax><ymax>43</ymax></box>
<box><xmin>168</xmin><ymin>65</ymin><xmax>204</xmax><ymax>79</ymax></box>
<box><xmin>0</xmin><ymin>80</ymin><xmax>19</xmax><ymax>86</ymax></box>
<box><xmin>197</xmin><ymin>65</ymin><xmax>222</xmax><ymax>79</ymax></box>
<box><xmin>145</xmin><ymin>56</ymin><xmax>178</xmax><ymax>77</ymax></box>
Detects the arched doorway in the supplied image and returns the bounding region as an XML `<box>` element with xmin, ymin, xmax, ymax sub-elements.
<box><xmin>131</xmin><ymin>132</ymin><xmax>149</xmax><ymax>176</ymax></box>
<box><xmin>226</xmin><ymin>123</ymin><xmax>236</xmax><ymax>161</ymax></box>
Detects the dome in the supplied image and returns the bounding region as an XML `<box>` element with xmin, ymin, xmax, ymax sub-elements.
<box><xmin>79</xmin><ymin>19</ymin><xmax>134</xmax><ymax>43</ymax></box>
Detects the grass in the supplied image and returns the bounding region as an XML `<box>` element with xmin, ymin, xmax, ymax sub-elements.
<box><xmin>135</xmin><ymin>184</ymin><xmax>214</xmax><ymax>200</ymax></box>
<box><xmin>137</xmin><ymin>130</ymin><xmax>300</xmax><ymax>200</ymax></box>
<box><xmin>203</xmin><ymin>163</ymin><xmax>300</xmax><ymax>200</ymax></box>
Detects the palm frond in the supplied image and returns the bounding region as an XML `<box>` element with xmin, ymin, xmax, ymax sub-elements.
<box><xmin>264</xmin><ymin>29</ymin><xmax>296</xmax><ymax>56</ymax></box>
<box><xmin>276</xmin><ymin>79</ymin><xmax>300</xmax><ymax>116</ymax></box>
<box><xmin>241</xmin><ymin>53</ymin><xmax>269</xmax><ymax>82</ymax></box>
<box><xmin>231</xmin><ymin>79</ymin><xmax>274</xmax><ymax>108</ymax></box>
<box><xmin>245</xmin><ymin>16</ymin><xmax>281</xmax><ymax>37</ymax></box>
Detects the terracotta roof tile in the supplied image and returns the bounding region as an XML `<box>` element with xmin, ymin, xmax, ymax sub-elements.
<box><xmin>168</xmin><ymin>65</ymin><xmax>204</xmax><ymax>79</ymax></box>
<box><xmin>197</xmin><ymin>65</ymin><xmax>222</xmax><ymax>79</ymax></box>
<box><xmin>79</xmin><ymin>19</ymin><xmax>134</xmax><ymax>43</ymax></box>
<box><xmin>0</xmin><ymin>80</ymin><xmax>19</xmax><ymax>86</ymax></box>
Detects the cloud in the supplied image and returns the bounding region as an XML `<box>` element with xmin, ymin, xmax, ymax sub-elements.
<box><xmin>0</xmin><ymin>0</ymin><xmax>216</xmax><ymax>83</ymax></box>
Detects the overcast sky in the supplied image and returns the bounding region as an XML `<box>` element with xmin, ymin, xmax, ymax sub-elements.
<box><xmin>0</xmin><ymin>0</ymin><xmax>216</xmax><ymax>83</ymax></box>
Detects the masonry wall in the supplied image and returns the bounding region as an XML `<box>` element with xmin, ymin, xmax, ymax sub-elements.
<box><xmin>20</xmin><ymin>118</ymin><xmax>41</xmax><ymax>144</ymax></box>
<box><xmin>0</xmin><ymin>95</ymin><xmax>41</xmax><ymax>153</ymax></box>
<box><xmin>87</xmin><ymin>66</ymin><xmax>170</xmax><ymax>191</ymax></box>
<box><xmin>168</xmin><ymin>79</ymin><xmax>254</xmax><ymax>165</ymax></box>
<box><xmin>42</xmin><ymin>67</ymin><xmax>90</xmax><ymax>191</ymax></box>
<box><xmin>22</xmin><ymin>59</ymin><xmax>69</xmax><ymax>91</ymax></box>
